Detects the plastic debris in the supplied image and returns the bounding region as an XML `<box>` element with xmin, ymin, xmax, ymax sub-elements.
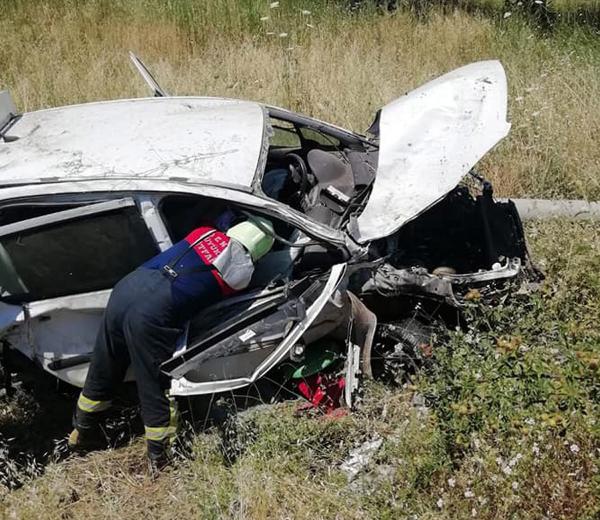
<box><xmin>340</xmin><ymin>435</ymin><xmax>383</xmax><ymax>482</ymax></box>
<box><xmin>297</xmin><ymin>373</ymin><xmax>345</xmax><ymax>414</ymax></box>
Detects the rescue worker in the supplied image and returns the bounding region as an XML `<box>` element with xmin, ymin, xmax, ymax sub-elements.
<box><xmin>68</xmin><ymin>214</ymin><xmax>275</xmax><ymax>470</ymax></box>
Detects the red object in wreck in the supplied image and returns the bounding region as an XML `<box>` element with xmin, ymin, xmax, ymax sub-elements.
<box><xmin>297</xmin><ymin>373</ymin><xmax>345</xmax><ymax>413</ymax></box>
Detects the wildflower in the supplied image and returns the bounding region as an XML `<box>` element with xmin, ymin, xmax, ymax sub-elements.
<box><xmin>496</xmin><ymin>336</ymin><xmax>521</xmax><ymax>354</ymax></box>
<box><xmin>270</xmin><ymin>2</ymin><xmax>279</xmax><ymax>8</ymax></box>
<box><xmin>437</xmin><ymin>498</ymin><xmax>444</xmax><ymax>509</ymax></box>
<box><xmin>532</xmin><ymin>443</ymin><xmax>540</xmax><ymax>456</ymax></box>
<box><xmin>503</xmin><ymin>11</ymin><xmax>512</xmax><ymax>18</ymax></box>
<box><xmin>464</xmin><ymin>489</ymin><xmax>475</xmax><ymax>498</ymax></box>
<box><xmin>512</xmin><ymin>481</ymin><xmax>519</xmax><ymax>491</ymax></box>
<box><xmin>509</xmin><ymin>453</ymin><xmax>523</xmax><ymax>467</ymax></box>
<box><xmin>471</xmin><ymin>508</ymin><xmax>478</xmax><ymax>517</ymax></box>
<box><xmin>570</xmin><ymin>443</ymin><xmax>580</xmax><ymax>454</ymax></box>
<box><xmin>448</xmin><ymin>478</ymin><xmax>456</xmax><ymax>488</ymax></box>
<box><xmin>502</xmin><ymin>465</ymin><xmax>512</xmax><ymax>475</ymax></box>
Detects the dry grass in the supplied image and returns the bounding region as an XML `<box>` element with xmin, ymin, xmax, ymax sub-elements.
<box><xmin>1</xmin><ymin>2</ymin><xmax>600</xmax><ymax>519</ymax></box>
<box><xmin>1</xmin><ymin>1</ymin><xmax>599</xmax><ymax>199</ymax></box>
<box><xmin>2</xmin><ymin>219</ymin><xmax>599</xmax><ymax>518</ymax></box>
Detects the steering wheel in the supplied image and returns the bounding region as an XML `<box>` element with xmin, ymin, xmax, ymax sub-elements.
<box><xmin>285</xmin><ymin>153</ymin><xmax>309</xmax><ymax>195</ymax></box>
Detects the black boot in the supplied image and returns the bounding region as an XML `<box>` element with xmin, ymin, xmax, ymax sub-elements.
<box><xmin>147</xmin><ymin>439</ymin><xmax>171</xmax><ymax>476</ymax></box>
<box><xmin>68</xmin><ymin>426</ymin><xmax>108</xmax><ymax>453</ymax></box>
<box><xmin>68</xmin><ymin>406</ymin><xmax>108</xmax><ymax>453</ymax></box>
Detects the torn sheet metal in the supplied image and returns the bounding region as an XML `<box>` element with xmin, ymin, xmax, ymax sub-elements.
<box><xmin>344</xmin><ymin>342</ymin><xmax>361</xmax><ymax>409</ymax></box>
<box><xmin>346</xmin><ymin>291</ymin><xmax>377</xmax><ymax>379</ymax></box>
<box><xmin>0</xmin><ymin>97</ymin><xmax>265</xmax><ymax>189</ymax></box>
<box><xmin>360</xmin><ymin>257</ymin><xmax>522</xmax><ymax>306</ymax></box>
<box><xmin>354</xmin><ymin>61</ymin><xmax>511</xmax><ymax>243</ymax></box>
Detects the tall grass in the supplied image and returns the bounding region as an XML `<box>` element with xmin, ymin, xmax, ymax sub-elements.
<box><xmin>0</xmin><ymin>4</ymin><xmax>599</xmax><ymax>518</ymax></box>
<box><xmin>1</xmin><ymin>1</ymin><xmax>599</xmax><ymax>199</ymax></box>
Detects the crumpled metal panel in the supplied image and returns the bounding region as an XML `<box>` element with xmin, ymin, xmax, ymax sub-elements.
<box><xmin>354</xmin><ymin>61</ymin><xmax>511</xmax><ymax>243</ymax></box>
<box><xmin>170</xmin><ymin>263</ymin><xmax>347</xmax><ymax>396</ymax></box>
<box><xmin>0</xmin><ymin>97</ymin><xmax>265</xmax><ymax>189</ymax></box>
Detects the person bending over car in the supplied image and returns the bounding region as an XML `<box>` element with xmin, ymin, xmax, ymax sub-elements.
<box><xmin>68</xmin><ymin>213</ymin><xmax>274</xmax><ymax>471</ymax></box>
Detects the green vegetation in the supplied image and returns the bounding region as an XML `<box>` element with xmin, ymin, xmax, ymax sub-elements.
<box><xmin>0</xmin><ymin>2</ymin><xmax>599</xmax><ymax>518</ymax></box>
<box><xmin>2</xmin><ymin>219</ymin><xmax>599</xmax><ymax>518</ymax></box>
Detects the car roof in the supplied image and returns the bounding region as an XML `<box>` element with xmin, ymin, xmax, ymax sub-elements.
<box><xmin>0</xmin><ymin>97</ymin><xmax>265</xmax><ymax>189</ymax></box>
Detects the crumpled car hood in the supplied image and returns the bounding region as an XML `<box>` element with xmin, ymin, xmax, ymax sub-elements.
<box><xmin>353</xmin><ymin>60</ymin><xmax>511</xmax><ymax>243</ymax></box>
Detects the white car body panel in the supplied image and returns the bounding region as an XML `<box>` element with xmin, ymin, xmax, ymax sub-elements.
<box><xmin>0</xmin><ymin>97</ymin><xmax>265</xmax><ymax>189</ymax></box>
<box><xmin>354</xmin><ymin>60</ymin><xmax>511</xmax><ymax>242</ymax></box>
<box><xmin>5</xmin><ymin>291</ymin><xmax>136</xmax><ymax>388</ymax></box>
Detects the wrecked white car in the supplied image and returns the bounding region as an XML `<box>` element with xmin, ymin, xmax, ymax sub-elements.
<box><xmin>0</xmin><ymin>57</ymin><xmax>533</xmax><ymax>408</ymax></box>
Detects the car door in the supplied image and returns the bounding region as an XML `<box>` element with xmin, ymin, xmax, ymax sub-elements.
<box><xmin>163</xmin><ymin>263</ymin><xmax>347</xmax><ymax>396</ymax></box>
<box><xmin>0</xmin><ymin>196</ymin><xmax>164</xmax><ymax>387</ymax></box>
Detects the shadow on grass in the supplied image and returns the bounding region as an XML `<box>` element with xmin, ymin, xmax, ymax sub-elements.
<box><xmin>0</xmin><ymin>372</ymin><xmax>291</xmax><ymax>489</ymax></box>
<box><xmin>0</xmin><ymin>379</ymin><xmax>77</xmax><ymax>489</ymax></box>
<box><xmin>355</xmin><ymin>0</ymin><xmax>600</xmax><ymax>31</ymax></box>
<box><xmin>0</xmin><ymin>372</ymin><xmax>149</xmax><ymax>489</ymax></box>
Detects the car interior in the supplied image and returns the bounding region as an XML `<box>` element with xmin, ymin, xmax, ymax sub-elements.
<box><xmin>158</xmin><ymin>193</ymin><xmax>336</xmax><ymax>290</ymax></box>
<box><xmin>261</xmin><ymin>116</ymin><xmax>377</xmax><ymax>229</ymax></box>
